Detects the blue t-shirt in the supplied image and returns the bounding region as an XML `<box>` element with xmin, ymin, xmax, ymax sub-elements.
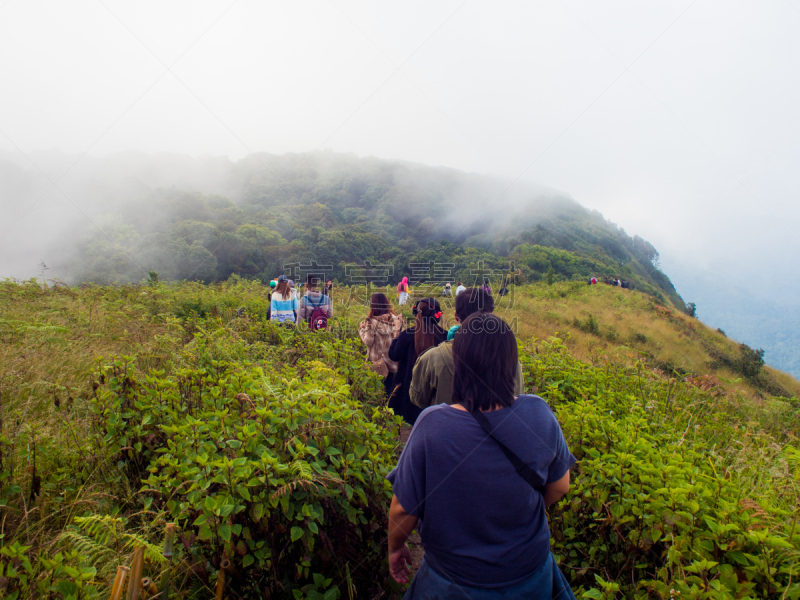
<box><xmin>386</xmin><ymin>395</ymin><xmax>576</xmax><ymax>589</ymax></box>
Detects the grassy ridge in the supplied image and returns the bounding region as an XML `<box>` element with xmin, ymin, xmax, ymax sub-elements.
<box><xmin>1</xmin><ymin>279</ymin><xmax>799</xmax><ymax>598</ymax></box>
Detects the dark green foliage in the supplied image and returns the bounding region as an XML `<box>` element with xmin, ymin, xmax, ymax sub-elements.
<box><xmin>711</xmin><ymin>343</ymin><xmax>768</xmax><ymax>380</ymax></box>
<box><xmin>685</xmin><ymin>302</ymin><xmax>697</xmax><ymax>317</ymax></box>
<box><xmin>738</xmin><ymin>343</ymin><xmax>765</xmax><ymax>378</ymax></box>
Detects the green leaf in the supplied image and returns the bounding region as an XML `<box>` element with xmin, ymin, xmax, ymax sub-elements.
<box><xmin>582</xmin><ymin>590</ymin><xmax>604</xmax><ymax>599</ymax></box>
<box><xmin>236</xmin><ymin>485</ymin><xmax>252</xmax><ymax>502</ymax></box>
<box><xmin>242</xmin><ymin>554</ymin><xmax>254</xmax><ymax>568</ymax></box>
<box><xmin>290</xmin><ymin>527</ymin><xmax>304</xmax><ymax>542</ymax></box>
<box><xmin>218</xmin><ymin>524</ymin><xmax>232</xmax><ymax>542</ymax></box>
<box><xmin>252</xmin><ymin>503</ymin><xmax>264</xmax><ymax>522</ymax></box>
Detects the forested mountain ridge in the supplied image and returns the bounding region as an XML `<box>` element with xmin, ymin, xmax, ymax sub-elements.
<box><xmin>3</xmin><ymin>151</ymin><xmax>684</xmax><ymax>307</ymax></box>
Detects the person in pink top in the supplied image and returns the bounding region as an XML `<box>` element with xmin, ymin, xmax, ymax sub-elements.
<box><xmin>397</xmin><ymin>277</ymin><xmax>410</xmax><ymax>305</ymax></box>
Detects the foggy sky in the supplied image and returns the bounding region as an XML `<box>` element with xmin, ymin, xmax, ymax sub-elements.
<box><xmin>2</xmin><ymin>1</ymin><xmax>800</xmax><ymax>347</ymax></box>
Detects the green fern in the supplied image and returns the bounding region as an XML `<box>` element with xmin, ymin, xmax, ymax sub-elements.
<box><xmin>784</xmin><ymin>444</ymin><xmax>800</xmax><ymax>481</ymax></box>
<box><xmin>60</xmin><ymin>515</ymin><xmax>165</xmax><ymax>577</ymax></box>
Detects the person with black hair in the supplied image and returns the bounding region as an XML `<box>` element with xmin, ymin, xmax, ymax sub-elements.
<box><xmin>409</xmin><ymin>288</ymin><xmax>524</xmax><ymax>409</ymax></box>
<box><xmin>297</xmin><ymin>274</ymin><xmax>333</xmax><ymax>330</ymax></box>
<box><xmin>481</xmin><ymin>278</ymin><xmax>492</xmax><ymax>296</ymax></box>
<box><xmin>387</xmin><ymin>298</ymin><xmax>446</xmax><ymax>425</ymax></box>
<box><xmin>387</xmin><ymin>313</ymin><xmax>577</xmax><ymax>598</ymax></box>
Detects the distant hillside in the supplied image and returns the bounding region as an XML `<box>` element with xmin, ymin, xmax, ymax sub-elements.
<box><xmin>1</xmin><ymin>150</ymin><xmax>684</xmax><ymax>306</ymax></box>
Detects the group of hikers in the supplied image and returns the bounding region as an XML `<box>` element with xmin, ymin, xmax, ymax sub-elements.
<box><xmin>588</xmin><ymin>275</ymin><xmax>630</xmax><ymax>289</ymax></box>
<box><xmin>263</xmin><ymin>275</ymin><xmax>576</xmax><ymax>596</ymax></box>
<box><xmin>358</xmin><ymin>287</ymin><xmax>577</xmax><ymax>598</ymax></box>
<box><xmin>398</xmin><ymin>277</ymin><xmax>509</xmax><ymax>303</ymax></box>
<box><xmin>266</xmin><ymin>275</ymin><xmax>334</xmax><ymax>329</ymax></box>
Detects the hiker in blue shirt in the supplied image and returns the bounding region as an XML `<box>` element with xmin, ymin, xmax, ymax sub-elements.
<box><xmin>269</xmin><ymin>276</ymin><xmax>298</xmax><ymax>324</ymax></box>
<box><xmin>297</xmin><ymin>274</ymin><xmax>333</xmax><ymax>330</ymax></box>
<box><xmin>387</xmin><ymin>313</ymin><xmax>577</xmax><ymax>599</ymax></box>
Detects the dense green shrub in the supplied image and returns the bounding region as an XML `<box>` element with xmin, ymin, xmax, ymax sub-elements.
<box><xmin>521</xmin><ymin>337</ymin><xmax>800</xmax><ymax>599</ymax></box>
<box><xmin>90</xmin><ymin>324</ymin><xmax>400</xmax><ymax>599</ymax></box>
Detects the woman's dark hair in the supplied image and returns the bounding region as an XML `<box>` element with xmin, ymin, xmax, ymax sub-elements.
<box><xmin>455</xmin><ymin>287</ymin><xmax>494</xmax><ymax>322</ymax></box>
<box><xmin>413</xmin><ymin>298</ymin><xmax>445</xmax><ymax>356</ymax></box>
<box><xmin>368</xmin><ymin>293</ymin><xmax>395</xmax><ymax>319</ymax></box>
<box><xmin>452</xmin><ymin>313</ymin><xmax>518</xmax><ymax>412</ymax></box>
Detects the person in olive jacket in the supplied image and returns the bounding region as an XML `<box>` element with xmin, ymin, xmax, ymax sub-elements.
<box><xmin>410</xmin><ymin>288</ymin><xmax>524</xmax><ymax>409</ymax></box>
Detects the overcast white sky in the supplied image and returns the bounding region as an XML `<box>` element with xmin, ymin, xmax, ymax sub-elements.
<box><xmin>1</xmin><ymin>0</ymin><xmax>799</xmax><ymax>291</ymax></box>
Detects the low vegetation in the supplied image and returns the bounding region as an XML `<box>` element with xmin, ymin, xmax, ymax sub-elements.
<box><xmin>1</xmin><ymin>277</ymin><xmax>798</xmax><ymax>599</ymax></box>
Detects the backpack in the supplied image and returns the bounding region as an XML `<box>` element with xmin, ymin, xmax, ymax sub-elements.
<box><xmin>306</xmin><ymin>296</ymin><xmax>328</xmax><ymax>331</ymax></box>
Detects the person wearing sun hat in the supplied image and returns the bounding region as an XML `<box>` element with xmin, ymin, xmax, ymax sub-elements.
<box><xmin>387</xmin><ymin>298</ymin><xmax>447</xmax><ymax>425</ymax></box>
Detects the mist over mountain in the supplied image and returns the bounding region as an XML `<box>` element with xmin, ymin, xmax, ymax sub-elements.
<box><xmin>0</xmin><ymin>150</ymin><xmax>680</xmax><ymax>305</ymax></box>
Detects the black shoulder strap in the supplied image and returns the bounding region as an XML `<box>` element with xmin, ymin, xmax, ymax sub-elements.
<box><xmin>471</xmin><ymin>410</ymin><xmax>546</xmax><ymax>495</ymax></box>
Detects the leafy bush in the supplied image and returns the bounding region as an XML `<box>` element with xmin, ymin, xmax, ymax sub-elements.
<box><xmin>521</xmin><ymin>337</ymin><xmax>800</xmax><ymax>598</ymax></box>
<box><xmin>738</xmin><ymin>344</ymin><xmax>765</xmax><ymax>379</ymax></box>
<box><xmin>90</xmin><ymin>323</ymin><xmax>400</xmax><ymax>599</ymax></box>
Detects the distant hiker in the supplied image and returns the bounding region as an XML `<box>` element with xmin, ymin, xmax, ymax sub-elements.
<box><xmin>498</xmin><ymin>275</ymin><xmax>509</xmax><ymax>296</ymax></box>
<box><xmin>359</xmin><ymin>293</ymin><xmax>404</xmax><ymax>398</ymax></box>
<box><xmin>481</xmin><ymin>278</ymin><xmax>492</xmax><ymax>296</ymax></box>
<box><xmin>388</xmin><ymin>298</ymin><xmax>446</xmax><ymax>425</ymax></box>
<box><xmin>387</xmin><ymin>313</ymin><xmax>577</xmax><ymax>597</ymax></box>
<box><xmin>298</xmin><ymin>274</ymin><xmax>333</xmax><ymax>330</ymax></box>
<box><xmin>443</xmin><ymin>282</ymin><xmax>452</xmax><ymax>297</ymax></box>
<box><xmin>455</xmin><ymin>282</ymin><xmax>466</xmax><ymax>296</ymax></box>
<box><xmin>397</xmin><ymin>277</ymin><xmax>410</xmax><ymax>305</ymax></box>
<box><xmin>322</xmin><ymin>279</ymin><xmax>333</xmax><ymax>298</ymax></box>
<box><xmin>266</xmin><ymin>279</ymin><xmax>277</xmax><ymax>320</ymax></box>
<box><xmin>269</xmin><ymin>275</ymin><xmax>298</xmax><ymax>324</ymax></box>
<box><xmin>410</xmin><ymin>288</ymin><xmax>524</xmax><ymax>409</ymax></box>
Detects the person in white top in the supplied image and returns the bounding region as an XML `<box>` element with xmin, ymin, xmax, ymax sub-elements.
<box><xmin>455</xmin><ymin>282</ymin><xmax>467</xmax><ymax>296</ymax></box>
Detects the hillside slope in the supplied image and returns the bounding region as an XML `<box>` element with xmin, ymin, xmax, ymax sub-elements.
<box><xmin>338</xmin><ymin>280</ymin><xmax>800</xmax><ymax>406</ymax></box>
<box><xmin>0</xmin><ymin>279</ymin><xmax>798</xmax><ymax>598</ymax></box>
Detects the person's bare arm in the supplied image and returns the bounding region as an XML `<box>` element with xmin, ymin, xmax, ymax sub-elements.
<box><xmin>388</xmin><ymin>495</ymin><xmax>419</xmax><ymax>584</ymax></box>
<box><xmin>543</xmin><ymin>470</ymin><xmax>570</xmax><ymax>507</ymax></box>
